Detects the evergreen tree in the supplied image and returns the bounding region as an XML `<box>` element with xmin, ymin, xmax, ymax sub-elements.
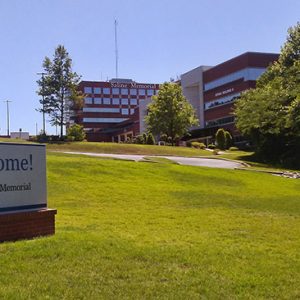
<box><xmin>37</xmin><ymin>45</ymin><xmax>83</xmax><ymax>138</ymax></box>
<box><xmin>215</xmin><ymin>128</ymin><xmax>226</xmax><ymax>150</ymax></box>
<box><xmin>224</xmin><ymin>131</ymin><xmax>233</xmax><ymax>149</ymax></box>
<box><xmin>146</xmin><ymin>133</ymin><xmax>155</xmax><ymax>145</ymax></box>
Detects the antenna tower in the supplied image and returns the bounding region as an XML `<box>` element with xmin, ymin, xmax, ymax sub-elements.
<box><xmin>114</xmin><ymin>19</ymin><xmax>119</xmax><ymax>79</ymax></box>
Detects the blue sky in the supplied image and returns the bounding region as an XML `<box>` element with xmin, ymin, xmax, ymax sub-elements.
<box><xmin>0</xmin><ymin>0</ymin><xmax>299</xmax><ymax>135</ymax></box>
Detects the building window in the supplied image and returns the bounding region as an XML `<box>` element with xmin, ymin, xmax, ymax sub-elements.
<box><xmin>121</xmin><ymin>88</ymin><xmax>128</xmax><ymax>95</ymax></box>
<box><xmin>204</xmin><ymin>93</ymin><xmax>241</xmax><ymax>110</ymax></box>
<box><xmin>122</xmin><ymin>108</ymin><xmax>129</xmax><ymax>115</ymax></box>
<box><xmin>204</xmin><ymin>67</ymin><xmax>266</xmax><ymax>91</ymax></box>
<box><xmin>94</xmin><ymin>97</ymin><xmax>102</xmax><ymax>104</ymax></box>
<box><xmin>84</xmin><ymin>87</ymin><xmax>92</xmax><ymax>94</ymax></box>
<box><xmin>83</xmin><ymin>117</ymin><xmax>128</xmax><ymax>123</ymax></box>
<box><xmin>83</xmin><ymin>107</ymin><xmax>120</xmax><ymax>113</ymax></box>
<box><xmin>130</xmin><ymin>89</ymin><xmax>137</xmax><ymax>95</ymax></box>
<box><xmin>139</xmin><ymin>89</ymin><xmax>146</xmax><ymax>96</ymax></box>
<box><xmin>84</xmin><ymin>97</ymin><xmax>93</xmax><ymax>104</ymax></box>
<box><xmin>147</xmin><ymin>89</ymin><xmax>154</xmax><ymax>96</ymax></box>
<box><xmin>103</xmin><ymin>98</ymin><xmax>111</xmax><ymax>105</ymax></box>
<box><xmin>94</xmin><ymin>87</ymin><xmax>101</xmax><ymax>94</ymax></box>
<box><xmin>130</xmin><ymin>99</ymin><xmax>137</xmax><ymax>105</ymax></box>
<box><xmin>205</xmin><ymin>116</ymin><xmax>235</xmax><ymax>128</ymax></box>
<box><xmin>121</xmin><ymin>98</ymin><xmax>128</xmax><ymax>105</ymax></box>
<box><xmin>112</xmin><ymin>88</ymin><xmax>119</xmax><ymax>95</ymax></box>
<box><xmin>112</xmin><ymin>98</ymin><xmax>120</xmax><ymax>105</ymax></box>
<box><xmin>246</xmin><ymin>68</ymin><xmax>266</xmax><ymax>81</ymax></box>
<box><xmin>130</xmin><ymin>108</ymin><xmax>135</xmax><ymax>115</ymax></box>
<box><xmin>103</xmin><ymin>87</ymin><xmax>110</xmax><ymax>94</ymax></box>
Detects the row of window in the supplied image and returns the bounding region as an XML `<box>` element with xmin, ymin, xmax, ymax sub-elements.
<box><xmin>205</xmin><ymin>116</ymin><xmax>235</xmax><ymax>128</ymax></box>
<box><xmin>204</xmin><ymin>92</ymin><xmax>241</xmax><ymax>110</ymax></box>
<box><xmin>84</xmin><ymin>97</ymin><xmax>138</xmax><ymax>106</ymax></box>
<box><xmin>84</xmin><ymin>86</ymin><xmax>157</xmax><ymax>96</ymax></box>
<box><xmin>204</xmin><ymin>67</ymin><xmax>266</xmax><ymax>91</ymax></box>
<box><xmin>83</xmin><ymin>117</ymin><xmax>129</xmax><ymax>123</ymax></box>
<box><xmin>83</xmin><ymin>107</ymin><xmax>135</xmax><ymax>115</ymax></box>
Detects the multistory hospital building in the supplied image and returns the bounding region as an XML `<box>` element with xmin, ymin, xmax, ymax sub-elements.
<box><xmin>71</xmin><ymin>79</ymin><xmax>160</xmax><ymax>142</ymax></box>
<box><xmin>181</xmin><ymin>52</ymin><xmax>279</xmax><ymax>142</ymax></box>
<box><xmin>72</xmin><ymin>52</ymin><xmax>278</xmax><ymax>142</ymax></box>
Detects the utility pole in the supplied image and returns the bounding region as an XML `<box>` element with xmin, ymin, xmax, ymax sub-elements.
<box><xmin>37</xmin><ymin>72</ymin><xmax>46</xmax><ymax>134</ymax></box>
<box><xmin>114</xmin><ymin>19</ymin><xmax>119</xmax><ymax>79</ymax></box>
<box><xmin>3</xmin><ymin>100</ymin><xmax>12</xmax><ymax>137</ymax></box>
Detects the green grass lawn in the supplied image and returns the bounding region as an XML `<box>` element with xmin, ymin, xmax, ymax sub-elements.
<box><xmin>2</xmin><ymin>138</ymin><xmax>293</xmax><ymax>171</ymax></box>
<box><xmin>47</xmin><ymin>141</ymin><xmax>214</xmax><ymax>157</ymax></box>
<box><xmin>0</xmin><ymin>153</ymin><xmax>299</xmax><ymax>299</ymax></box>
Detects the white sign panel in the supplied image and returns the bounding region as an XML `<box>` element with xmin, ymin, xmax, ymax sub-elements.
<box><xmin>0</xmin><ymin>143</ymin><xmax>47</xmax><ymax>213</ymax></box>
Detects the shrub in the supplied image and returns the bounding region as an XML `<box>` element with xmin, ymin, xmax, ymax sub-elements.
<box><xmin>160</xmin><ymin>134</ymin><xmax>168</xmax><ymax>142</ymax></box>
<box><xmin>66</xmin><ymin>135</ymin><xmax>75</xmax><ymax>142</ymax></box>
<box><xmin>207</xmin><ymin>144</ymin><xmax>216</xmax><ymax>149</ymax></box>
<box><xmin>191</xmin><ymin>142</ymin><xmax>206</xmax><ymax>149</ymax></box>
<box><xmin>50</xmin><ymin>135</ymin><xmax>61</xmax><ymax>142</ymax></box>
<box><xmin>67</xmin><ymin>124</ymin><xmax>86</xmax><ymax>141</ymax></box>
<box><xmin>225</xmin><ymin>131</ymin><xmax>233</xmax><ymax>149</ymax></box>
<box><xmin>146</xmin><ymin>133</ymin><xmax>155</xmax><ymax>145</ymax></box>
<box><xmin>142</xmin><ymin>133</ymin><xmax>147</xmax><ymax>144</ymax></box>
<box><xmin>125</xmin><ymin>137</ymin><xmax>132</xmax><ymax>144</ymax></box>
<box><xmin>186</xmin><ymin>141</ymin><xmax>192</xmax><ymax>147</ymax></box>
<box><xmin>215</xmin><ymin>128</ymin><xmax>226</xmax><ymax>150</ymax></box>
<box><xmin>134</xmin><ymin>135</ymin><xmax>144</xmax><ymax>144</ymax></box>
<box><xmin>213</xmin><ymin>149</ymin><xmax>219</xmax><ymax>155</ymax></box>
<box><xmin>229</xmin><ymin>146</ymin><xmax>239</xmax><ymax>151</ymax></box>
<box><xmin>36</xmin><ymin>133</ymin><xmax>48</xmax><ymax>143</ymax></box>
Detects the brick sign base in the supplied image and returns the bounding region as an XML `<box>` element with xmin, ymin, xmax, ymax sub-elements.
<box><xmin>0</xmin><ymin>209</ymin><xmax>57</xmax><ymax>242</ymax></box>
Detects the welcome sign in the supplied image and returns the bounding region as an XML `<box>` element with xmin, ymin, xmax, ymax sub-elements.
<box><xmin>0</xmin><ymin>143</ymin><xmax>47</xmax><ymax>213</ymax></box>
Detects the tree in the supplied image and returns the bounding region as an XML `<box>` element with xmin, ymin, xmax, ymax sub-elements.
<box><xmin>145</xmin><ymin>82</ymin><xmax>198</xmax><ymax>145</ymax></box>
<box><xmin>224</xmin><ymin>131</ymin><xmax>233</xmax><ymax>149</ymax></box>
<box><xmin>146</xmin><ymin>133</ymin><xmax>155</xmax><ymax>145</ymax></box>
<box><xmin>37</xmin><ymin>45</ymin><xmax>83</xmax><ymax>138</ymax></box>
<box><xmin>235</xmin><ymin>22</ymin><xmax>300</xmax><ymax>166</ymax></box>
<box><xmin>67</xmin><ymin>124</ymin><xmax>86</xmax><ymax>141</ymax></box>
<box><xmin>142</xmin><ymin>133</ymin><xmax>147</xmax><ymax>144</ymax></box>
<box><xmin>215</xmin><ymin>128</ymin><xmax>226</xmax><ymax>150</ymax></box>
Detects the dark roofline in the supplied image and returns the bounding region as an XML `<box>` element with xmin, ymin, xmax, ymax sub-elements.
<box><xmin>204</xmin><ymin>51</ymin><xmax>279</xmax><ymax>73</ymax></box>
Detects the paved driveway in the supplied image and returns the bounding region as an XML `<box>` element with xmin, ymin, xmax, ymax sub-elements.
<box><xmin>62</xmin><ymin>152</ymin><xmax>243</xmax><ymax>169</ymax></box>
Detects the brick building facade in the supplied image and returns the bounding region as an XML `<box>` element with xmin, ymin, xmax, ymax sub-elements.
<box><xmin>203</xmin><ymin>52</ymin><xmax>279</xmax><ymax>138</ymax></box>
<box><xmin>72</xmin><ymin>52</ymin><xmax>279</xmax><ymax>143</ymax></box>
<box><xmin>182</xmin><ymin>52</ymin><xmax>279</xmax><ymax>142</ymax></box>
<box><xmin>72</xmin><ymin>79</ymin><xmax>160</xmax><ymax>142</ymax></box>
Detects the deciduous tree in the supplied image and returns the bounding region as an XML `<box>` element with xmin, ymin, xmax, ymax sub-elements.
<box><xmin>146</xmin><ymin>83</ymin><xmax>198</xmax><ymax>145</ymax></box>
<box><xmin>235</xmin><ymin>22</ymin><xmax>300</xmax><ymax>166</ymax></box>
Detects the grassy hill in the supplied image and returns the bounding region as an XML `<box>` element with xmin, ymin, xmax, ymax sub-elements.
<box><xmin>46</xmin><ymin>141</ymin><xmax>214</xmax><ymax>157</ymax></box>
<box><xmin>0</xmin><ymin>152</ymin><xmax>299</xmax><ymax>299</ymax></box>
<box><xmin>0</xmin><ymin>138</ymin><xmax>292</xmax><ymax>171</ymax></box>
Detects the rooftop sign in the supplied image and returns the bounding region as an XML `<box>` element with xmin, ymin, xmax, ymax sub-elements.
<box><xmin>0</xmin><ymin>143</ymin><xmax>47</xmax><ymax>213</ymax></box>
<box><xmin>110</xmin><ymin>82</ymin><xmax>158</xmax><ymax>89</ymax></box>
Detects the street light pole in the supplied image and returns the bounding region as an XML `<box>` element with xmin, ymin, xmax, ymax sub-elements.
<box><xmin>3</xmin><ymin>100</ymin><xmax>12</xmax><ymax>137</ymax></box>
<box><xmin>37</xmin><ymin>72</ymin><xmax>46</xmax><ymax>134</ymax></box>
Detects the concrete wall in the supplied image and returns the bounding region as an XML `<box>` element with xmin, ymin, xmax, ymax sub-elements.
<box><xmin>181</xmin><ymin>65</ymin><xmax>211</xmax><ymax>128</ymax></box>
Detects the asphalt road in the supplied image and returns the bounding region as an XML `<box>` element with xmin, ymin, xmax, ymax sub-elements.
<box><xmin>63</xmin><ymin>152</ymin><xmax>243</xmax><ymax>169</ymax></box>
